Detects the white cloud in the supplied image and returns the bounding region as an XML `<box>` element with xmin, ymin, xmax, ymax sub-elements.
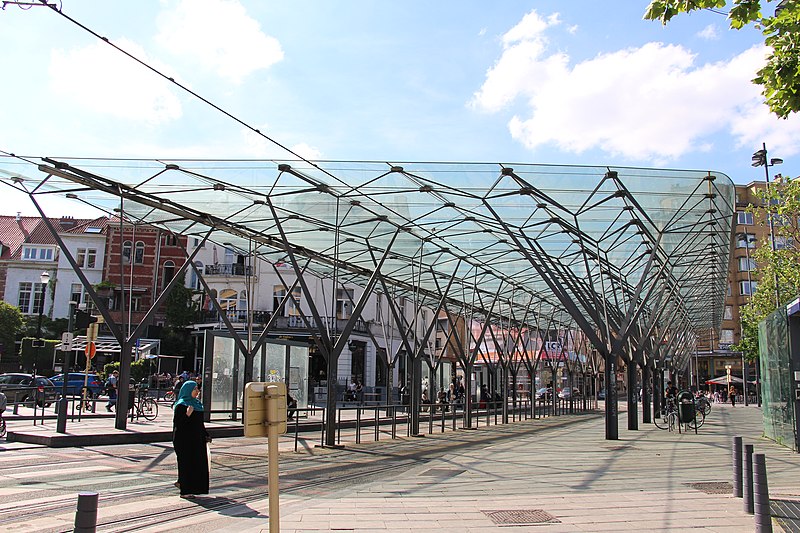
<box><xmin>49</xmin><ymin>39</ymin><xmax>182</xmax><ymax>125</ymax></box>
<box><xmin>471</xmin><ymin>10</ymin><xmax>800</xmax><ymax>163</ymax></box>
<box><xmin>697</xmin><ymin>24</ymin><xmax>719</xmax><ymax>40</ymax></box>
<box><xmin>155</xmin><ymin>0</ymin><xmax>283</xmax><ymax>84</ymax></box>
<box><xmin>290</xmin><ymin>143</ymin><xmax>323</xmax><ymax>160</ymax></box>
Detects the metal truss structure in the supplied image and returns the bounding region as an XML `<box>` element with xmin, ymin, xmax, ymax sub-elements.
<box><xmin>0</xmin><ymin>155</ymin><xmax>735</xmax><ymax>441</ymax></box>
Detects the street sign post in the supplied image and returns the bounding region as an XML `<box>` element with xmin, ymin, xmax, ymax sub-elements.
<box><xmin>244</xmin><ymin>381</ymin><xmax>287</xmax><ymax>533</ymax></box>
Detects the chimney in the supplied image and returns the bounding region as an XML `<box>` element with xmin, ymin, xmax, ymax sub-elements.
<box><xmin>15</xmin><ymin>212</ymin><xmax>20</xmax><ymax>222</ymax></box>
<box><xmin>59</xmin><ymin>216</ymin><xmax>76</xmax><ymax>230</ymax></box>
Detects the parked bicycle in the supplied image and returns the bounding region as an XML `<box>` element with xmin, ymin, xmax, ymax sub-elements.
<box><xmin>654</xmin><ymin>397</ymin><xmax>679</xmax><ymax>431</ymax></box>
<box><xmin>654</xmin><ymin>396</ymin><xmax>705</xmax><ymax>432</ymax></box>
<box><xmin>129</xmin><ymin>387</ymin><xmax>158</xmax><ymax>421</ymax></box>
<box><xmin>695</xmin><ymin>395</ymin><xmax>712</xmax><ymax>416</ymax></box>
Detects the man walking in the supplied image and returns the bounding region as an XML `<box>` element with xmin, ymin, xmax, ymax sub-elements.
<box><xmin>106</xmin><ymin>370</ymin><xmax>119</xmax><ymax>412</ymax></box>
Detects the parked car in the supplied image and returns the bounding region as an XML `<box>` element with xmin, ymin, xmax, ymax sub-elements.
<box><xmin>49</xmin><ymin>372</ymin><xmax>104</xmax><ymax>397</ymax></box>
<box><xmin>0</xmin><ymin>373</ymin><xmax>57</xmax><ymax>407</ymax></box>
<box><xmin>558</xmin><ymin>387</ymin><xmax>582</xmax><ymax>400</ymax></box>
<box><xmin>535</xmin><ymin>387</ymin><xmax>553</xmax><ymax>400</ymax></box>
<box><xmin>597</xmin><ymin>389</ymin><xmax>606</xmax><ymax>400</ymax></box>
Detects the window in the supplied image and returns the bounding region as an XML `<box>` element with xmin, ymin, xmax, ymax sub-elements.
<box><xmin>737</xmin><ymin>211</ymin><xmax>753</xmax><ymax>225</ymax></box>
<box><xmin>162</xmin><ymin>260</ymin><xmax>175</xmax><ymax>289</ymax></box>
<box><xmin>719</xmin><ymin>329</ymin><xmax>735</xmax><ymax>345</ymax></box>
<box><xmin>775</xmin><ymin>236</ymin><xmax>793</xmax><ymax>250</ymax></box>
<box><xmin>724</xmin><ymin>305</ymin><xmax>733</xmax><ymax>321</ymax></box>
<box><xmin>190</xmin><ymin>261</ymin><xmax>203</xmax><ymax>290</ymax></box>
<box><xmin>70</xmin><ymin>283</ymin><xmax>83</xmax><ymax>305</ymax></box>
<box><xmin>134</xmin><ymin>241</ymin><xmax>145</xmax><ymax>264</ymax></box>
<box><xmin>737</xmin><ymin>257</ymin><xmax>756</xmax><ymax>271</ymax></box>
<box><xmin>727</xmin><ymin>283</ymin><xmax>732</xmax><ymax>297</ymax></box>
<box><xmin>22</xmin><ymin>246</ymin><xmax>54</xmax><ymax>261</ymax></box>
<box><xmin>288</xmin><ymin>287</ymin><xmax>301</xmax><ymax>316</ymax></box>
<box><xmin>336</xmin><ymin>288</ymin><xmax>354</xmax><ymax>319</ymax></box>
<box><xmin>219</xmin><ymin>288</ymin><xmax>238</xmax><ymax>311</ymax></box>
<box><xmin>238</xmin><ymin>290</ymin><xmax>248</xmax><ymax>312</ymax></box>
<box><xmin>17</xmin><ymin>282</ymin><xmax>45</xmax><ymax>314</ymax></box>
<box><xmin>739</xmin><ymin>280</ymin><xmax>758</xmax><ymax>296</ymax></box>
<box><xmin>122</xmin><ymin>240</ymin><xmax>132</xmax><ymax>264</ymax></box>
<box><xmin>75</xmin><ymin>248</ymin><xmax>97</xmax><ymax>268</ymax></box>
<box><xmin>17</xmin><ymin>282</ymin><xmax>32</xmax><ymax>314</ymax></box>
<box><xmin>736</xmin><ymin>233</ymin><xmax>756</xmax><ymax>249</ymax></box>
<box><xmin>163</xmin><ymin>234</ymin><xmax>178</xmax><ymax>247</ymax></box>
<box><xmin>274</xmin><ymin>285</ymin><xmax>301</xmax><ymax>317</ymax></box>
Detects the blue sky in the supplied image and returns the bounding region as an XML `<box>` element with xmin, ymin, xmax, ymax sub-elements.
<box><xmin>0</xmin><ymin>0</ymin><xmax>798</xmax><ymax>217</ymax></box>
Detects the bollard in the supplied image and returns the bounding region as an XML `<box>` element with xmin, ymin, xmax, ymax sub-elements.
<box><xmin>733</xmin><ymin>436</ymin><xmax>743</xmax><ymax>497</ymax></box>
<box><xmin>743</xmin><ymin>444</ymin><xmax>754</xmax><ymax>514</ymax></box>
<box><xmin>74</xmin><ymin>491</ymin><xmax>98</xmax><ymax>533</ymax></box>
<box><xmin>753</xmin><ymin>454</ymin><xmax>772</xmax><ymax>533</ymax></box>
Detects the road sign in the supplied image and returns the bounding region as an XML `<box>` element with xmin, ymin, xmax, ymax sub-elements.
<box><xmin>85</xmin><ymin>342</ymin><xmax>96</xmax><ymax>359</ymax></box>
<box><xmin>61</xmin><ymin>332</ymin><xmax>74</xmax><ymax>351</ymax></box>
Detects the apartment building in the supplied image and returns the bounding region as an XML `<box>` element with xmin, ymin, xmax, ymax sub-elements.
<box><xmin>695</xmin><ymin>181</ymin><xmax>768</xmax><ymax>385</ymax></box>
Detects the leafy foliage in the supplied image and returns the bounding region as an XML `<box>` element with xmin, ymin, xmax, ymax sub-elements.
<box><xmin>645</xmin><ymin>0</ymin><xmax>800</xmax><ymax>118</ymax></box>
<box><xmin>163</xmin><ymin>273</ymin><xmax>198</xmax><ymax>329</ymax></box>
<box><xmin>733</xmin><ymin>176</ymin><xmax>800</xmax><ymax>360</ymax></box>
<box><xmin>0</xmin><ymin>301</ymin><xmax>23</xmax><ymax>361</ymax></box>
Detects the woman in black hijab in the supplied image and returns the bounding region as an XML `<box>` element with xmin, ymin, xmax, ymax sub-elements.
<box><xmin>173</xmin><ymin>380</ymin><xmax>209</xmax><ymax>498</ymax></box>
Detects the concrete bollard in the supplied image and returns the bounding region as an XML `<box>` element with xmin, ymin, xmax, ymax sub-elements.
<box><xmin>753</xmin><ymin>454</ymin><xmax>772</xmax><ymax>533</ymax></box>
<box><xmin>743</xmin><ymin>444</ymin><xmax>754</xmax><ymax>515</ymax></box>
<box><xmin>733</xmin><ymin>436</ymin><xmax>742</xmax><ymax>497</ymax></box>
<box><xmin>74</xmin><ymin>491</ymin><xmax>98</xmax><ymax>533</ymax></box>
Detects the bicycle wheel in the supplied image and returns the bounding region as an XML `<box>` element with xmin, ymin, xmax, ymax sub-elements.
<box><xmin>700</xmin><ymin>399</ymin><xmax>711</xmax><ymax>416</ymax></box>
<box><xmin>140</xmin><ymin>398</ymin><xmax>158</xmax><ymax>421</ymax></box>
<box><xmin>164</xmin><ymin>391</ymin><xmax>175</xmax><ymax>403</ymax></box>
<box><xmin>667</xmin><ymin>412</ymin><xmax>678</xmax><ymax>432</ymax></box>
<box><xmin>653</xmin><ymin>409</ymin><xmax>669</xmax><ymax>430</ymax></box>
<box><xmin>692</xmin><ymin>410</ymin><xmax>705</xmax><ymax>429</ymax></box>
<box><xmin>0</xmin><ymin>417</ymin><xmax>6</xmax><ymax>438</ymax></box>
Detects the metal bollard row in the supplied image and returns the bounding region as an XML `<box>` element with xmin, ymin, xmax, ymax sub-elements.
<box><xmin>732</xmin><ymin>436</ymin><xmax>773</xmax><ymax>533</ymax></box>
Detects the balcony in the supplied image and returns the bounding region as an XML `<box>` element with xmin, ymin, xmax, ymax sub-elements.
<box><xmin>204</xmin><ymin>264</ymin><xmax>252</xmax><ymax>276</ymax></box>
<box><xmin>196</xmin><ymin>310</ymin><xmax>371</xmax><ymax>334</ymax></box>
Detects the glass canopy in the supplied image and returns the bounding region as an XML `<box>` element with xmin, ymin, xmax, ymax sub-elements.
<box><xmin>0</xmin><ymin>155</ymin><xmax>735</xmax><ymax>368</ymax></box>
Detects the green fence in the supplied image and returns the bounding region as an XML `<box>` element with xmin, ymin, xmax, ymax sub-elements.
<box><xmin>758</xmin><ymin>308</ymin><xmax>796</xmax><ymax>450</ymax></box>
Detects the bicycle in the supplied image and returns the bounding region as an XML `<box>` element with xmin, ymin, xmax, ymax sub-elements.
<box><xmin>695</xmin><ymin>396</ymin><xmax>711</xmax><ymax>416</ymax></box>
<box><xmin>130</xmin><ymin>387</ymin><xmax>158</xmax><ymax>421</ymax></box>
<box><xmin>76</xmin><ymin>386</ymin><xmax>94</xmax><ymax>412</ymax></box>
<box><xmin>653</xmin><ymin>398</ymin><xmax>679</xmax><ymax>431</ymax></box>
<box><xmin>163</xmin><ymin>390</ymin><xmax>176</xmax><ymax>403</ymax></box>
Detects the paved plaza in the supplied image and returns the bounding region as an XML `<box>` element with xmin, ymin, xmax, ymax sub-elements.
<box><xmin>0</xmin><ymin>402</ymin><xmax>798</xmax><ymax>532</ymax></box>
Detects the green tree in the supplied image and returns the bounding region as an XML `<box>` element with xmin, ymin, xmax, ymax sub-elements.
<box><xmin>645</xmin><ymin>0</ymin><xmax>800</xmax><ymax>118</ymax></box>
<box><xmin>164</xmin><ymin>273</ymin><xmax>198</xmax><ymax>329</ymax></box>
<box><xmin>733</xmin><ymin>176</ymin><xmax>800</xmax><ymax>360</ymax></box>
<box><xmin>0</xmin><ymin>301</ymin><xmax>23</xmax><ymax>362</ymax></box>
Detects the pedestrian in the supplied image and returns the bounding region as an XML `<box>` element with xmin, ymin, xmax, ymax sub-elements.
<box><xmin>172</xmin><ymin>380</ymin><xmax>210</xmax><ymax>499</ymax></box>
<box><xmin>105</xmin><ymin>370</ymin><xmax>119</xmax><ymax>412</ymax></box>
<box><xmin>729</xmin><ymin>384</ymin><xmax>737</xmax><ymax>407</ymax></box>
<box><xmin>287</xmin><ymin>392</ymin><xmax>297</xmax><ymax>421</ymax></box>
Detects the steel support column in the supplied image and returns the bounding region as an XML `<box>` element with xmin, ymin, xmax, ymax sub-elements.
<box><xmin>627</xmin><ymin>361</ymin><xmax>638</xmax><ymax>430</ymax></box>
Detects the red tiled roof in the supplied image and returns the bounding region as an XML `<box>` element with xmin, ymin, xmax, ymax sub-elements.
<box><xmin>0</xmin><ymin>215</ymin><xmax>97</xmax><ymax>260</ymax></box>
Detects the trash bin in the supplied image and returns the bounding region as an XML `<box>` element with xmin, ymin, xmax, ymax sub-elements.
<box><xmin>677</xmin><ymin>391</ymin><xmax>695</xmax><ymax>423</ymax></box>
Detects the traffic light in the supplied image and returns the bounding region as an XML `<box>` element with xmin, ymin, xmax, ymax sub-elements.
<box><xmin>75</xmin><ymin>309</ymin><xmax>98</xmax><ymax>329</ymax></box>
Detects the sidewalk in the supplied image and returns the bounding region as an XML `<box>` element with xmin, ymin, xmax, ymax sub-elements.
<box><xmin>2</xmin><ymin>402</ymin><xmax>797</xmax><ymax>532</ymax></box>
<box><xmin>225</xmin><ymin>402</ymin><xmax>800</xmax><ymax>532</ymax></box>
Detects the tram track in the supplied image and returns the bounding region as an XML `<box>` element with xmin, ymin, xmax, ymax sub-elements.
<box><xmin>1</xmin><ymin>414</ymin><xmax>599</xmax><ymax>532</ymax></box>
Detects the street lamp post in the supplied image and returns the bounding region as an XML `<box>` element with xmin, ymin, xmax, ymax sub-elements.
<box><xmin>34</xmin><ymin>271</ymin><xmax>50</xmax><ymax>373</ymax></box>
<box><xmin>751</xmin><ymin>143</ymin><xmax>783</xmax><ymax>306</ymax></box>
